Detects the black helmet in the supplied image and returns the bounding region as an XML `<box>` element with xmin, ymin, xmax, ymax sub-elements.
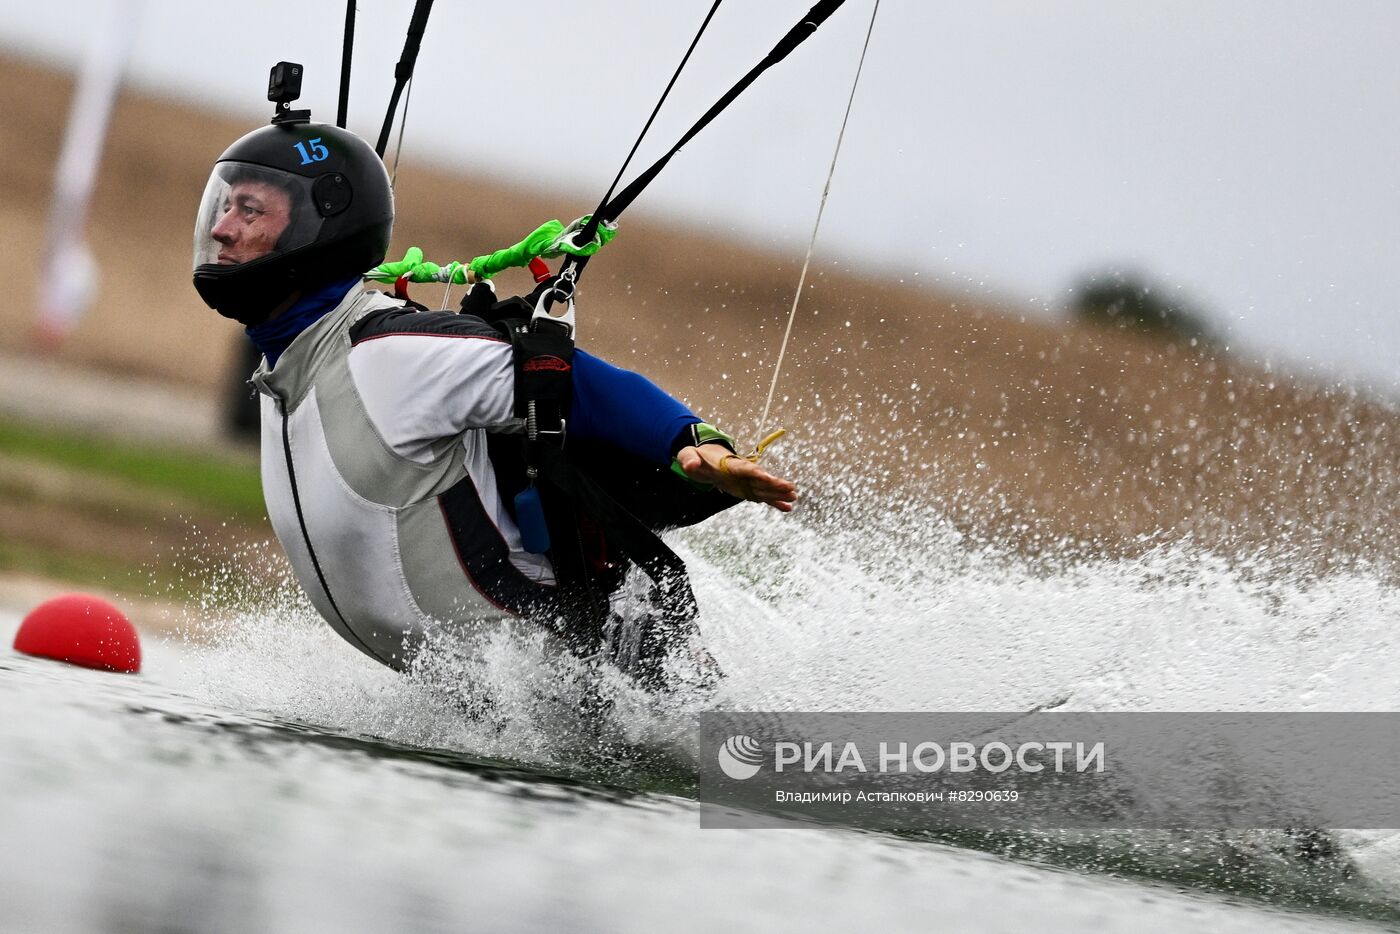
<box><xmin>192</xmin><ymin>114</ymin><xmax>393</xmax><ymax>325</ymax></box>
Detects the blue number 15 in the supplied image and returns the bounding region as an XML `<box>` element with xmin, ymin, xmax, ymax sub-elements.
<box><xmin>294</xmin><ymin>138</ymin><xmax>329</xmax><ymax>165</ymax></box>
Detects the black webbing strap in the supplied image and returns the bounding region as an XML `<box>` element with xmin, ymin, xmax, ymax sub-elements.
<box><xmin>375</xmin><ymin>0</ymin><xmax>436</xmax><ymax>158</ymax></box>
<box><xmin>509</xmin><ymin>317</ymin><xmax>574</xmax><ymax>467</ymax></box>
<box><xmin>510</xmin><ymin>323</ymin><xmax>573</xmax><ymax>421</ymax></box>
<box><xmin>536</xmin><ymin>444</ymin><xmax>699</xmax><ymax>626</ymax></box>
<box><xmin>499</xmin><ymin>298</ymin><xmax>699</xmax><ymax>629</ymax></box>
<box><xmin>567</xmin><ymin>0</ymin><xmax>847</xmax><ymax>271</ymax></box>
<box><xmin>578</xmin><ymin>0</ymin><xmax>723</xmax><ymax>247</ymax></box>
<box><xmin>336</xmin><ymin>0</ymin><xmax>356</xmax><ymax>129</ymax></box>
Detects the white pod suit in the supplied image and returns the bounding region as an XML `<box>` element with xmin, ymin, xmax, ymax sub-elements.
<box><xmin>252</xmin><ymin>284</ymin><xmax>560</xmax><ymax>669</ymax></box>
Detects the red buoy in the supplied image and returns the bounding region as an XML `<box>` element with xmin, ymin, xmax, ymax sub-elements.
<box><xmin>13</xmin><ymin>593</ymin><xmax>141</xmax><ymax>674</ymax></box>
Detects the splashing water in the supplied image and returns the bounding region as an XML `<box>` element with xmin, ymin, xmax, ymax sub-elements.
<box><xmin>160</xmin><ymin>468</ymin><xmax>1400</xmax><ymax>771</ymax></box>
<box><xmin>693</xmin><ymin>504</ymin><xmax>1400</xmax><ymax>715</ymax></box>
<box><xmin>133</xmin><ymin>478</ymin><xmax>1400</xmax><ymax>922</ymax></box>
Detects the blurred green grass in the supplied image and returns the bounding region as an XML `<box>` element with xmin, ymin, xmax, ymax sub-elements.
<box><xmin>0</xmin><ymin>537</ymin><xmax>151</xmax><ymax>592</ymax></box>
<box><xmin>0</xmin><ymin>416</ymin><xmax>267</xmax><ymax>597</ymax></box>
<box><xmin>0</xmin><ymin>417</ymin><xmax>264</xmax><ymax>521</ymax></box>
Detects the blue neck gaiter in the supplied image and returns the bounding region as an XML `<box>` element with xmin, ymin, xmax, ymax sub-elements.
<box><xmin>246</xmin><ymin>277</ymin><xmax>360</xmax><ymax>367</ymax></box>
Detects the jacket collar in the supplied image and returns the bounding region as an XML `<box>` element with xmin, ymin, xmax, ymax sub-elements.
<box><xmin>250</xmin><ymin>282</ymin><xmax>376</xmax><ymax>407</ymax></box>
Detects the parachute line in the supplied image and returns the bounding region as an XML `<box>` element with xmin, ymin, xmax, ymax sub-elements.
<box><xmin>759</xmin><ymin>0</ymin><xmax>881</xmax><ymax>434</ymax></box>
<box><xmin>575</xmin><ymin>0</ymin><xmax>724</xmax><ymax>254</ymax></box>
<box><xmin>375</xmin><ymin>0</ymin><xmax>436</xmax><ymax>159</ymax></box>
<box><xmin>559</xmin><ymin>0</ymin><xmax>850</xmax><ymax>292</ymax></box>
<box><xmin>337</xmin><ymin>0</ymin><xmax>355</xmax><ymax>129</ymax></box>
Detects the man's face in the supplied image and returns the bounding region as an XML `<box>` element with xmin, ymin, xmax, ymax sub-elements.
<box><xmin>210</xmin><ymin>180</ymin><xmax>293</xmax><ymax>264</ymax></box>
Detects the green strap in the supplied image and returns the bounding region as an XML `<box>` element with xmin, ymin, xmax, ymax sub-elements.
<box><xmin>368</xmin><ymin>216</ymin><xmax>619</xmax><ymax>285</ymax></box>
<box><xmin>468</xmin><ymin>220</ymin><xmax>565</xmax><ymax>280</ymax></box>
<box><xmin>469</xmin><ymin>215</ymin><xmax>620</xmax><ymax>280</ymax></box>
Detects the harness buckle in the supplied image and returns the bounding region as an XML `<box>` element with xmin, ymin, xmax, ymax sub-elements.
<box><xmin>532</xmin><ymin>277</ymin><xmax>576</xmax><ymax>339</ymax></box>
<box><xmin>525</xmin><ymin>400</ymin><xmax>566</xmax><ymax>444</ymax></box>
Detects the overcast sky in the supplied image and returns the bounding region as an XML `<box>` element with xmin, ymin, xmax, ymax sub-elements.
<box><xmin>4</xmin><ymin>0</ymin><xmax>1397</xmax><ymax>393</ymax></box>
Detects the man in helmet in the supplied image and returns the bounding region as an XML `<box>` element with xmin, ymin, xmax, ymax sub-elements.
<box><xmin>193</xmin><ymin>112</ymin><xmax>796</xmax><ymax>687</ymax></box>
<box><xmin>208</xmin><ymin>168</ymin><xmax>294</xmax><ymax>265</ymax></box>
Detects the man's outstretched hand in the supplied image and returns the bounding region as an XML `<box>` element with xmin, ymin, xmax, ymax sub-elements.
<box><xmin>676</xmin><ymin>445</ymin><xmax>798</xmax><ymax>512</ymax></box>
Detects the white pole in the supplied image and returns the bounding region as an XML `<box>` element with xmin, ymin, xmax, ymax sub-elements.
<box><xmin>35</xmin><ymin>0</ymin><xmax>142</xmax><ymax>347</ymax></box>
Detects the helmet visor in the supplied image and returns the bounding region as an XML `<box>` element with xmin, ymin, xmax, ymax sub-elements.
<box><xmin>192</xmin><ymin>162</ymin><xmax>325</xmax><ymax>271</ymax></box>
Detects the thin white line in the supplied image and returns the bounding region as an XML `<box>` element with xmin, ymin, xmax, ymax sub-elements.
<box><xmin>390</xmin><ymin>75</ymin><xmax>414</xmax><ymax>189</ymax></box>
<box><xmin>759</xmin><ymin>0</ymin><xmax>881</xmax><ymax>435</ymax></box>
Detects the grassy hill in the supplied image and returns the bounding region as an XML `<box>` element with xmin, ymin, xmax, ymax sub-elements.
<box><xmin>2</xmin><ymin>52</ymin><xmax>1398</xmax><ymax>582</ymax></box>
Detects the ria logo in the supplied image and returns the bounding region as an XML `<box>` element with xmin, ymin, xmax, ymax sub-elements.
<box><xmin>717</xmin><ymin>735</ymin><xmax>764</xmax><ymax>780</ymax></box>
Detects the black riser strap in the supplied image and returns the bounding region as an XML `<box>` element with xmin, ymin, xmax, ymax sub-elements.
<box><xmin>576</xmin><ymin>0</ymin><xmax>724</xmax><ymax>250</ymax></box>
<box><xmin>510</xmin><ymin>327</ymin><xmax>574</xmax><ymax>421</ymax></box>
<box><xmin>598</xmin><ymin>0</ymin><xmax>846</xmax><ymax>225</ymax></box>
<box><xmin>375</xmin><ymin>0</ymin><xmax>436</xmax><ymax>158</ymax></box>
<box><xmin>538</xmin><ymin>447</ymin><xmax>698</xmax><ymax>622</ymax></box>
<box><xmin>337</xmin><ymin>0</ymin><xmax>355</xmax><ymax>128</ymax></box>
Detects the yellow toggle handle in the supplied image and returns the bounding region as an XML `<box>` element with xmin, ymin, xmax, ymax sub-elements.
<box><xmin>717</xmin><ymin>428</ymin><xmax>787</xmax><ymax>477</ymax></box>
<box><xmin>748</xmin><ymin>428</ymin><xmax>787</xmax><ymax>462</ymax></box>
